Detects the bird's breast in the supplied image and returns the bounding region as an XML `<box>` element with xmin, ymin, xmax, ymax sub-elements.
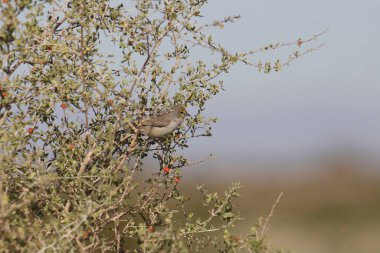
<box><xmin>141</xmin><ymin>119</ymin><xmax>183</xmax><ymax>138</ymax></box>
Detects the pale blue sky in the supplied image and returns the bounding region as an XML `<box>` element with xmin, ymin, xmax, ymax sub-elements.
<box><xmin>183</xmin><ymin>0</ymin><xmax>380</xmax><ymax>168</ymax></box>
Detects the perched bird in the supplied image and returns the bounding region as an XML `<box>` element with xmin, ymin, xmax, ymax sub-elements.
<box><xmin>139</xmin><ymin>105</ymin><xmax>189</xmax><ymax>138</ymax></box>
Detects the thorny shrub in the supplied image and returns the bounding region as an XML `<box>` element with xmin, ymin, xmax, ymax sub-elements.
<box><xmin>0</xmin><ymin>0</ymin><xmax>324</xmax><ymax>252</ymax></box>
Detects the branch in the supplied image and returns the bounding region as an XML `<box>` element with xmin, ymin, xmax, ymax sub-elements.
<box><xmin>79</xmin><ymin>147</ymin><xmax>95</xmax><ymax>174</ymax></box>
<box><xmin>259</xmin><ymin>191</ymin><xmax>283</xmax><ymax>239</ymax></box>
<box><xmin>80</xmin><ymin>12</ymin><xmax>89</xmax><ymax>132</ymax></box>
<box><xmin>127</xmin><ymin>21</ymin><xmax>175</xmax><ymax>100</ymax></box>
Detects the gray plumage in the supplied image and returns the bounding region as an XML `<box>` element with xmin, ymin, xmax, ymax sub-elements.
<box><xmin>140</xmin><ymin>105</ymin><xmax>188</xmax><ymax>138</ymax></box>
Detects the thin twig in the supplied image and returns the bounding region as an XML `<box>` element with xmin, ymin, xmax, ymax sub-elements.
<box><xmin>80</xmin><ymin>5</ymin><xmax>89</xmax><ymax>132</ymax></box>
<box><xmin>260</xmin><ymin>191</ymin><xmax>283</xmax><ymax>239</ymax></box>
<box><xmin>183</xmin><ymin>154</ymin><xmax>214</xmax><ymax>167</ymax></box>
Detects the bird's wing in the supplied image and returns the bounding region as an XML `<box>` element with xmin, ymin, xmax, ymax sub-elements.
<box><xmin>141</xmin><ymin>116</ymin><xmax>170</xmax><ymax>127</ymax></box>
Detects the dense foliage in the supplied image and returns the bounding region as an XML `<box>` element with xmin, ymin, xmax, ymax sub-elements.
<box><xmin>0</xmin><ymin>0</ymin><xmax>323</xmax><ymax>252</ymax></box>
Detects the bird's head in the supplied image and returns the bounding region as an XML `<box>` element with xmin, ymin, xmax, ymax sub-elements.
<box><xmin>171</xmin><ymin>105</ymin><xmax>189</xmax><ymax>118</ymax></box>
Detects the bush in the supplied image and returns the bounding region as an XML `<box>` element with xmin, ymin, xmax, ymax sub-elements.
<box><xmin>0</xmin><ymin>0</ymin><xmax>323</xmax><ymax>251</ymax></box>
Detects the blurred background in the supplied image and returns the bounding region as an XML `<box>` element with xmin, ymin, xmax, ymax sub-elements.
<box><xmin>175</xmin><ymin>0</ymin><xmax>380</xmax><ymax>252</ymax></box>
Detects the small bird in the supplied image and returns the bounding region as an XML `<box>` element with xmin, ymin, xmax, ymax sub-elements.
<box><xmin>139</xmin><ymin>105</ymin><xmax>189</xmax><ymax>138</ymax></box>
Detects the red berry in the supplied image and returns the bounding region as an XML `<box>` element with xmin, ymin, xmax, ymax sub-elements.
<box><xmin>297</xmin><ymin>38</ymin><xmax>303</xmax><ymax>47</ymax></box>
<box><xmin>175</xmin><ymin>177</ymin><xmax>181</xmax><ymax>183</ymax></box>
<box><xmin>163</xmin><ymin>167</ymin><xmax>170</xmax><ymax>173</ymax></box>
<box><xmin>148</xmin><ymin>225</ymin><xmax>155</xmax><ymax>232</ymax></box>
<box><xmin>2</xmin><ymin>0</ymin><xmax>9</xmax><ymax>4</ymax></box>
<box><xmin>233</xmin><ymin>236</ymin><xmax>241</xmax><ymax>243</ymax></box>
<box><xmin>1</xmin><ymin>91</ymin><xmax>6</xmax><ymax>97</ymax></box>
<box><xmin>82</xmin><ymin>231</ymin><xmax>90</xmax><ymax>239</ymax></box>
<box><xmin>68</xmin><ymin>144</ymin><xmax>75</xmax><ymax>151</ymax></box>
<box><xmin>27</xmin><ymin>128</ymin><xmax>34</xmax><ymax>134</ymax></box>
<box><xmin>60</xmin><ymin>103</ymin><xmax>68</xmax><ymax>109</ymax></box>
